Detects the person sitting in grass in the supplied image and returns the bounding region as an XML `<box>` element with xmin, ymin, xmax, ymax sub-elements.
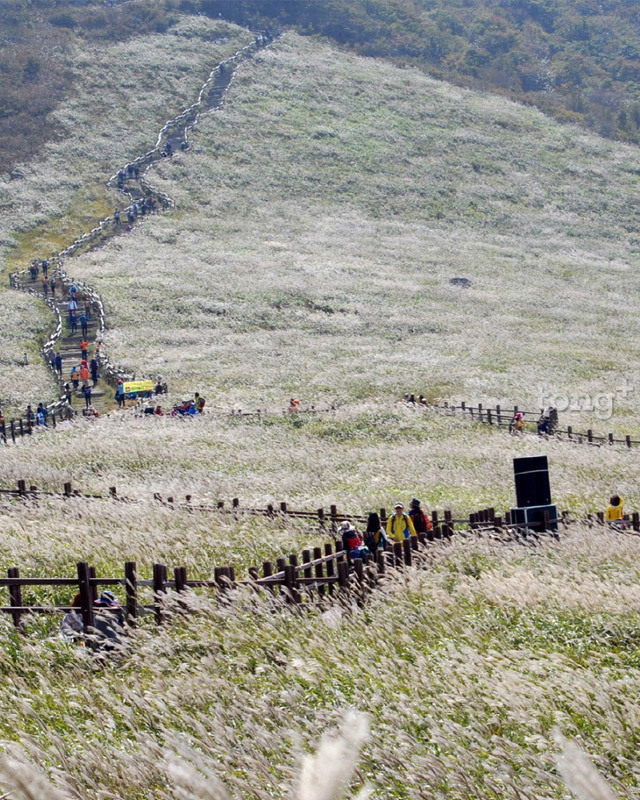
<box><xmin>606</xmin><ymin>494</ymin><xmax>627</xmax><ymax>529</ymax></box>
<box><xmin>509</xmin><ymin>412</ymin><xmax>525</xmax><ymax>434</ymax></box>
<box><xmin>386</xmin><ymin>502</ymin><xmax>417</xmax><ymax>542</ymax></box>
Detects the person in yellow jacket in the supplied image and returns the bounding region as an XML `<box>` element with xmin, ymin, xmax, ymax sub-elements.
<box><xmin>386</xmin><ymin>502</ymin><xmax>417</xmax><ymax>542</ymax></box>
<box><xmin>605</xmin><ymin>494</ymin><xmax>626</xmax><ymax>529</ymax></box>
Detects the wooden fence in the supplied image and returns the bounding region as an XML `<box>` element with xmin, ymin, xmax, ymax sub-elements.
<box><xmin>0</xmin><ymin>498</ymin><xmax>633</xmax><ymax>637</ymax></box>
<box><xmin>0</xmin><ymin>515</ymin><xmax>557</xmax><ymax>636</ymax></box>
<box><xmin>0</xmin><ymin>480</ymin><xmax>517</xmax><ymax>531</ymax></box>
<box><xmin>437</xmin><ymin>402</ymin><xmax>640</xmax><ymax>449</ymax></box>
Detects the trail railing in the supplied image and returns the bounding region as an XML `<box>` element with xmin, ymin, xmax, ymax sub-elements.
<box><xmin>435</xmin><ymin>401</ymin><xmax>640</xmax><ymax>449</ymax></box>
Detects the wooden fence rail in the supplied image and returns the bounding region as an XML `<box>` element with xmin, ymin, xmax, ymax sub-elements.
<box><xmin>436</xmin><ymin>402</ymin><xmax>640</xmax><ymax>449</ymax></box>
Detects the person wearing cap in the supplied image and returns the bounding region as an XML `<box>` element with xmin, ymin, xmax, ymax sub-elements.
<box><xmin>92</xmin><ymin>591</ymin><xmax>125</xmax><ymax>651</ymax></box>
<box><xmin>386</xmin><ymin>503</ymin><xmax>417</xmax><ymax>542</ymax></box>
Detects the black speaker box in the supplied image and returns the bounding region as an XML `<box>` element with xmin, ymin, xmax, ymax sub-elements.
<box><xmin>513</xmin><ymin>455</ymin><xmax>551</xmax><ymax>507</ymax></box>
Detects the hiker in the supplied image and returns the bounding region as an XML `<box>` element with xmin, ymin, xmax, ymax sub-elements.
<box><xmin>408</xmin><ymin>394</ymin><xmax>416</xmax><ymax>404</ymax></box>
<box><xmin>606</xmin><ymin>494</ymin><xmax>626</xmax><ymax>530</ymax></box>
<box><xmin>80</xmin><ymin>339</ymin><xmax>88</xmax><ymax>360</ymax></box>
<box><xmin>25</xmin><ymin>405</ymin><xmax>35</xmax><ymax>431</ymax></box>
<box><xmin>36</xmin><ymin>406</ymin><xmax>46</xmax><ymax>426</ymax></box>
<box><xmin>537</xmin><ymin>415</ymin><xmax>549</xmax><ymax>436</ymax></box>
<box><xmin>154</xmin><ymin>405</ymin><xmax>164</xmax><ymax>416</ymax></box>
<box><xmin>65</xmin><ymin>383</ymin><xmax>73</xmax><ymax>405</ymax></box>
<box><xmin>60</xmin><ymin>594</ymin><xmax>83</xmax><ymax>642</ymax></box>
<box><xmin>69</xmin><ymin>281</ymin><xmax>78</xmax><ymax>299</ymax></box>
<box><xmin>134</xmin><ymin>165</ymin><xmax>139</xmax><ymax>178</ymax></box>
<box><xmin>408</xmin><ymin>498</ymin><xmax>432</xmax><ymax>536</ymax></box>
<box><xmin>127</xmin><ymin>164</ymin><xmax>134</xmax><ymax>178</ymax></box>
<box><xmin>42</xmin><ymin>277</ymin><xmax>48</xmax><ymax>297</ymax></box>
<box><xmin>288</xmin><ymin>398</ymin><xmax>300</xmax><ymax>413</ymax></box>
<box><xmin>418</xmin><ymin>395</ymin><xmax>427</xmax><ymax>406</ymax></box>
<box><xmin>54</xmin><ymin>352</ymin><xmax>62</xmax><ymax>376</ymax></box>
<box><xmin>509</xmin><ymin>412</ymin><xmax>525</xmax><ymax>435</ymax></box>
<box><xmin>386</xmin><ymin>502</ymin><xmax>417</xmax><ymax>542</ymax></box>
<box><xmin>545</xmin><ymin>406</ymin><xmax>558</xmax><ymax>434</ymax></box>
<box><xmin>29</xmin><ymin>262</ymin><xmax>38</xmax><ymax>281</ymax></box>
<box><xmin>338</xmin><ymin>521</ymin><xmax>369</xmax><ymax>561</ymax></box>
<box><xmin>90</xmin><ymin>358</ymin><xmax>99</xmax><ymax>386</ymax></box>
<box><xmin>115</xmin><ymin>380</ymin><xmax>125</xmax><ymax>408</ymax></box>
<box><xmin>80</xmin><ymin>313</ymin><xmax>88</xmax><ymax>338</ymax></box>
<box><xmin>71</xmin><ymin>367</ymin><xmax>80</xmax><ymax>390</ymax></box>
<box><xmin>195</xmin><ymin>393</ymin><xmax>206</xmax><ymax>413</ymax></box>
<box><xmin>132</xmin><ymin>202</ymin><xmax>139</xmax><ymax>217</ymax></box>
<box><xmin>83</xmin><ymin>384</ymin><xmax>92</xmax><ymax>409</ymax></box>
<box><xmin>155</xmin><ymin>376</ymin><xmax>165</xmax><ymax>395</ymax></box>
<box><xmin>50</xmin><ymin>276</ymin><xmax>56</xmax><ymax>297</ymax></box>
<box><xmin>37</xmin><ymin>402</ymin><xmax>48</xmax><ymax>425</ymax></box>
<box><xmin>364</xmin><ymin>512</ymin><xmax>387</xmax><ymax>555</ymax></box>
<box><xmin>42</xmin><ymin>259</ymin><xmax>48</xmax><ymax>278</ymax></box>
<box><xmin>127</xmin><ymin>210</ymin><xmax>135</xmax><ymax>224</ymax></box>
<box><xmin>80</xmin><ymin>364</ymin><xmax>90</xmax><ymax>386</ymax></box>
<box><xmin>92</xmin><ymin>590</ymin><xmax>125</xmax><ymax>652</ymax></box>
<box><xmin>114</xmin><ymin>210</ymin><xmax>120</xmax><ymax>225</ymax></box>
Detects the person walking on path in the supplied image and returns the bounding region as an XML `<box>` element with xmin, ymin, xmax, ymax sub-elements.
<box><xmin>42</xmin><ymin>277</ymin><xmax>48</xmax><ymax>297</ymax></box>
<box><xmin>408</xmin><ymin>498</ymin><xmax>432</xmax><ymax>536</ymax></box>
<box><xmin>65</xmin><ymin>383</ymin><xmax>73</xmax><ymax>405</ymax></box>
<box><xmin>80</xmin><ymin>314</ymin><xmax>88</xmax><ymax>338</ymax></box>
<box><xmin>80</xmin><ymin>340</ymin><xmax>89</xmax><ymax>360</ymax></box>
<box><xmin>42</xmin><ymin>260</ymin><xmax>48</xmax><ymax>278</ymax></box>
<box><xmin>83</xmin><ymin>384</ymin><xmax>92</xmax><ymax>409</ymax></box>
<box><xmin>90</xmin><ymin>357</ymin><xmax>99</xmax><ymax>386</ymax></box>
<box><xmin>386</xmin><ymin>502</ymin><xmax>417</xmax><ymax>542</ymax></box>
<box><xmin>79</xmin><ymin>364</ymin><xmax>90</xmax><ymax>385</ymax></box>
<box><xmin>54</xmin><ymin>352</ymin><xmax>62</xmax><ymax>377</ymax></box>
<box><xmin>71</xmin><ymin>367</ymin><xmax>80</xmax><ymax>391</ymax></box>
<box><xmin>116</xmin><ymin>380</ymin><xmax>125</xmax><ymax>408</ymax></box>
<box><xmin>50</xmin><ymin>277</ymin><xmax>56</xmax><ymax>297</ymax></box>
<box><xmin>364</xmin><ymin>512</ymin><xmax>388</xmax><ymax>555</ymax></box>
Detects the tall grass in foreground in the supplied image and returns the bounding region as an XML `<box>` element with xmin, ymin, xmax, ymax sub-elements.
<box><xmin>0</xmin><ymin>529</ymin><xmax>638</xmax><ymax>799</ymax></box>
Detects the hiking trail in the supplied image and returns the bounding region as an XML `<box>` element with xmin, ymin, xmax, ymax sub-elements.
<box><xmin>8</xmin><ymin>29</ymin><xmax>278</xmax><ymax>423</ymax></box>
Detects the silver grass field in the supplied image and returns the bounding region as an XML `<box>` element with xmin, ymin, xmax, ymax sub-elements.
<box><xmin>0</xmin><ymin>16</ymin><xmax>639</xmax><ymax>800</ymax></box>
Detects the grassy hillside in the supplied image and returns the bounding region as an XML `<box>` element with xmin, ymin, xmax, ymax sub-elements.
<box><xmin>1</xmin><ymin>529</ymin><xmax>640</xmax><ymax>800</ymax></box>
<box><xmin>2</xmin><ymin>20</ymin><xmax>640</xmax><ymax>800</ymax></box>
<box><xmin>70</xmin><ymin>33</ymin><xmax>640</xmax><ymax>432</ymax></box>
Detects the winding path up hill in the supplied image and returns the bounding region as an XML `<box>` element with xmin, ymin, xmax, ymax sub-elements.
<box><xmin>7</xmin><ymin>31</ymin><xmax>278</xmax><ymax>424</ymax></box>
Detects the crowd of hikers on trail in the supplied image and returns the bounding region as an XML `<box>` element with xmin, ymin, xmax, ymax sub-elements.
<box><xmin>338</xmin><ymin>499</ymin><xmax>433</xmax><ymax>562</ymax></box>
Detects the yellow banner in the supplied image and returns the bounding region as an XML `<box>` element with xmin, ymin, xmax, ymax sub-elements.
<box><xmin>122</xmin><ymin>380</ymin><xmax>154</xmax><ymax>394</ymax></box>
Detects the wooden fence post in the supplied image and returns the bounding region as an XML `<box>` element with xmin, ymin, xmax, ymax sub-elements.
<box><xmin>402</xmin><ymin>538</ymin><xmax>412</xmax><ymax>566</ymax></box>
<box><xmin>587</xmin><ymin>429</ymin><xmax>593</xmax><ymax>443</ymax></box>
<box><xmin>633</xmin><ymin>512</ymin><xmax>640</xmax><ymax>532</ymax></box>
<box><xmin>174</xmin><ymin>566</ymin><xmax>187</xmax><ymax>592</ymax></box>
<box><xmin>7</xmin><ymin>568</ymin><xmax>23</xmax><ymax>632</ymax></box>
<box><xmin>152</xmin><ymin>563</ymin><xmax>167</xmax><ymax>624</ymax></box>
<box><xmin>125</xmin><ymin>561</ymin><xmax>137</xmax><ymax>622</ymax></box>
<box><xmin>324</xmin><ymin>543</ymin><xmax>335</xmax><ymax>595</ymax></box>
<box><xmin>17</xmin><ymin>480</ymin><xmax>26</xmax><ymax>497</ymax></box>
<box><xmin>626</xmin><ymin>435</ymin><xmax>632</xmax><ymax>448</ymax></box>
<box><xmin>88</xmin><ymin>566</ymin><xmax>98</xmax><ymax>602</ymax></box>
<box><xmin>77</xmin><ymin>561</ymin><xmax>94</xmax><ymax>632</ymax></box>
<box><xmin>376</xmin><ymin>549</ymin><xmax>386</xmax><ymax>575</ymax></box>
<box><xmin>393</xmin><ymin>541</ymin><xmax>403</xmax><ymax>568</ymax></box>
<box><xmin>596</xmin><ymin>511</ymin><xmax>605</xmax><ymax>525</ymax></box>
<box><xmin>64</xmin><ymin>481</ymin><xmax>72</xmax><ymax>497</ymax></box>
<box><xmin>337</xmin><ymin>560</ymin><xmax>350</xmax><ymax>596</ymax></box>
<box><xmin>284</xmin><ymin>565</ymin><xmax>298</xmax><ymax>604</ymax></box>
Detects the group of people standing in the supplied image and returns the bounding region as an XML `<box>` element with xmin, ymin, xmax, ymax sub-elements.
<box><xmin>339</xmin><ymin>499</ymin><xmax>433</xmax><ymax>561</ymax></box>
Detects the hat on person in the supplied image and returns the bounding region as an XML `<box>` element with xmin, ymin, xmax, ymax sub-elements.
<box><xmin>515</xmin><ymin>412</ymin><xmax>524</xmax><ymax>419</ymax></box>
<box><xmin>99</xmin><ymin>590</ymin><xmax>118</xmax><ymax>605</ymax></box>
<box><xmin>394</xmin><ymin>502</ymin><xmax>404</xmax><ymax>509</ymax></box>
<box><xmin>410</xmin><ymin>498</ymin><xmax>421</xmax><ymax>509</ymax></box>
